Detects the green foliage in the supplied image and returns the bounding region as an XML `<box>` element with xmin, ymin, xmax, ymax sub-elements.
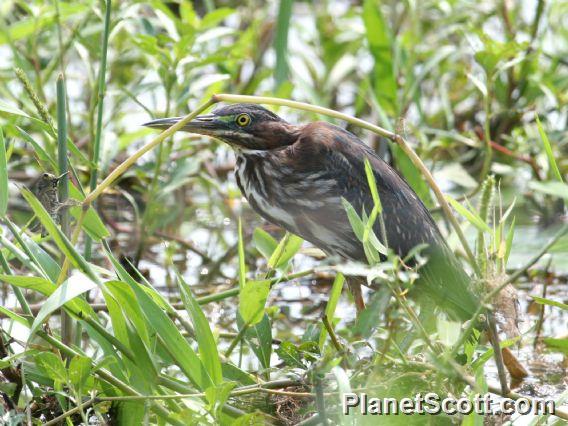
<box><xmin>537</xmin><ymin>116</ymin><xmax>564</xmax><ymax>183</ymax></box>
<box><xmin>239</xmin><ymin>279</ymin><xmax>271</xmax><ymax>325</ymax></box>
<box><xmin>178</xmin><ymin>275</ymin><xmax>223</xmax><ymax>385</ymax></box>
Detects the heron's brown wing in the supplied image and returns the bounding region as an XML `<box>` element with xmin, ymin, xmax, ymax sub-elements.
<box><xmin>283</xmin><ymin>122</ymin><xmax>480</xmax><ymax>322</ymax></box>
<box><xmin>287</xmin><ymin>122</ymin><xmax>441</xmax><ymax>258</ymax></box>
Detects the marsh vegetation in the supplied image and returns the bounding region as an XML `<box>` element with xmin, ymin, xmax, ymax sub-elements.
<box><xmin>0</xmin><ymin>0</ymin><xmax>567</xmax><ymax>424</ymax></box>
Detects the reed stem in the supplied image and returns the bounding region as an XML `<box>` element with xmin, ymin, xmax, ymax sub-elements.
<box><xmin>56</xmin><ymin>74</ymin><xmax>73</xmax><ymax>349</ymax></box>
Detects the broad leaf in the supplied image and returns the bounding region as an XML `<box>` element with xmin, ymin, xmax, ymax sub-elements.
<box><xmin>239</xmin><ymin>280</ymin><xmax>271</xmax><ymax>325</ymax></box>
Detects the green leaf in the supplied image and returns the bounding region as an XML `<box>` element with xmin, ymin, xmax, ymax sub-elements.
<box><xmin>35</xmin><ymin>352</ymin><xmax>67</xmax><ymax>383</ymax></box>
<box><xmin>124</xmin><ymin>317</ymin><xmax>158</xmax><ymax>388</ymax></box>
<box><xmin>543</xmin><ymin>338</ymin><xmax>568</xmax><ymax>353</ymax></box>
<box><xmin>536</xmin><ymin>116</ymin><xmax>563</xmax><ymax>182</ymax></box>
<box><xmin>319</xmin><ymin>273</ymin><xmax>344</xmax><ymax>349</ymax></box>
<box><xmin>446</xmin><ymin>195</ymin><xmax>491</xmax><ymax>233</ymax></box>
<box><xmin>0</xmin><ymin>99</ymin><xmax>30</xmax><ymax>117</ymax></box>
<box><xmin>127</xmin><ymin>279</ymin><xmax>213</xmax><ymax>390</ymax></box>
<box><xmin>363</xmin><ymin>205</ymin><xmax>387</xmax><ymax>256</ymax></box>
<box><xmin>0</xmin><ymin>3</ymin><xmax>88</xmax><ymax>44</ymax></box>
<box><xmin>529</xmin><ymin>181</ymin><xmax>568</xmax><ymax>200</ymax></box>
<box><xmin>69</xmin><ymin>355</ymin><xmax>92</xmax><ymax>391</ymax></box>
<box><xmin>0</xmin><ymin>127</ymin><xmax>7</xmax><ymax>217</ymax></box>
<box><xmin>353</xmin><ymin>286</ymin><xmax>391</xmax><ymax>338</ymax></box>
<box><xmin>20</xmin><ymin>188</ymin><xmax>99</xmax><ymax>282</ymax></box>
<box><xmin>30</xmin><ymin>273</ymin><xmax>98</xmax><ymax>337</ymax></box>
<box><xmin>221</xmin><ymin>363</ymin><xmax>255</xmax><ymax>385</ymax></box>
<box><xmin>341</xmin><ymin>198</ymin><xmax>364</xmax><ymax>241</ymax></box>
<box><xmin>531</xmin><ymin>295</ymin><xmax>568</xmax><ymax>311</ymax></box>
<box><xmin>0</xmin><ymin>306</ymin><xmax>30</xmax><ymax>327</ymax></box>
<box><xmin>276</xmin><ymin>341</ymin><xmax>305</xmax><ymax>369</ymax></box>
<box><xmin>177</xmin><ymin>275</ymin><xmax>223</xmax><ymax>385</ymax></box>
<box><xmin>363</xmin><ymin>0</ymin><xmax>397</xmax><ymax>114</ymax></box>
<box><xmin>268</xmin><ymin>233</ymin><xmax>303</xmax><ymax>269</ymax></box>
<box><xmin>69</xmin><ymin>185</ymin><xmax>110</xmax><ymax>240</ymax></box>
<box><xmin>243</xmin><ymin>314</ymin><xmax>272</xmax><ymax>369</ymax></box>
<box><xmin>0</xmin><ymin>275</ymin><xmax>54</xmax><ymax>294</ymax></box>
<box><xmin>0</xmin><ymin>349</ymin><xmax>39</xmax><ymax>369</ymax></box>
<box><xmin>21</xmin><ymin>232</ymin><xmax>61</xmax><ymax>281</ymax></box>
<box><xmin>239</xmin><ymin>280</ymin><xmax>271</xmax><ymax>325</ymax></box>
<box><xmin>471</xmin><ymin>337</ymin><xmax>520</xmax><ymax>370</ymax></box>
<box><xmin>200</xmin><ymin>8</ymin><xmax>235</xmax><ymax>29</ymax></box>
<box><xmin>103</xmin><ymin>281</ymin><xmax>151</xmax><ymax>345</ymax></box>
<box><xmin>253</xmin><ymin>228</ymin><xmax>277</xmax><ymax>260</ymax></box>
<box><xmin>364</xmin><ymin>158</ymin><xmax>381</xmax><ymax>211</ymax></box>
<box><xmin>15</xmin><ymin>126</ymin><xmax>56</xmax><ymax>169</ymax></box>
<box><xmin>1</xmin><ymin>273</ymin><xmax>96</xmax><ymax>332</ymax></box>
<box><xmin>205</xmin><ymin>382</ymin><xmax>236</xmax><ymax>419</ymax></box>
<box><xmin>274</xmin><ymin>0</ymin><xmax>293</xmax><ymax>88</ymax></box>
<box><xmin>101</xmin><ymin>283</ymin><xmax>151</xmax><ymax>382</ymax></box>
<box><xmin>504</xmin><ymin>216</ymin><xmax>515</xmax><ymax>264</ymax></box>
<box><xmin>391</xmin><ymin>145</ymin><xmax>433</xmax><ymax>207</ymax></box>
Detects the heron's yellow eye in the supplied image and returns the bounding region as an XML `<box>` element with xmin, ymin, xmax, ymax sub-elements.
<box><xmin>235</xmin><ymin>113</ymin><xmax>251</xmax><ymax>127</ymax></box>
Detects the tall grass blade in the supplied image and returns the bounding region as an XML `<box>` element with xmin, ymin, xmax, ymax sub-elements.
<box><xmin>319</xmin><ymin>273</ymin><xmax>344</xmax><ymax>350</ymax></box>
<box><xmin>274</xmin><ymin>0</ymin><xmax>293</xmax><ymax>89</ymax></box>
<box><xmin>85</xmin><ymin>0</ymin><xmax>112</xmax><ymax>260</ymax></box>
<box><xmin>536</xmin><ymin>116</ymin><xmax>563</xmax><ymax>182</ymax></box>
<box><xmin>30</xmin><ymin>274</ymin><xmax>97</xmax><ymax>337</ymax></box>
<box><xmin>363</xmin><ymin>0</ymin><xmax>397</xmax><ymax>114</ymax></box>
<box><xmin>57</xmin><ymin>73</ymin><xmax>74</xmax><ymax>348</ymax></box>
<box><xmin>177</xmin><ymin>274</ymin><xmax>223</xmax><ymax>385</ymax></box>
<box><xmin>446</xmin><ymin>194</ymin><xmax>491</xmax><ymax>233</ymax></box>
<box><xmin>126</xmin><ymin>279</ymin><xmax>213</xmax><ymax>390</ymax></box>
<box><xmin>20</xmin><ymin>188</ymin><xmax>99</xmax><ymax>282</ymax></box>
<box><xmin>0</xmin><ymin>127</ymin><xmax>7</xmax><ymax>217</ymax></box>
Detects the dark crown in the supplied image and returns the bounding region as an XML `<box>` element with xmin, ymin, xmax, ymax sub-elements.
<box><xmin>212</xmin><ymin>103</ymin><xmax>284</xmax><ymax>122</ymax></box>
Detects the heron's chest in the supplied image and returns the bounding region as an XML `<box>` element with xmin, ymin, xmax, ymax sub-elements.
<box><xmin>235</xmin><ymin>154</ymin><xmax>345</xmax><ymax>236</ymax></box>
<box><xmin>234</xmin><ymin>155</ymin><xmax>299</xmax><ymax>229</ymax></box>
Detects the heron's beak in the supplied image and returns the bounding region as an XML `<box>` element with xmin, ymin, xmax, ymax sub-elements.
<box><xmin>143</xmin><ymin>114</ymin><xmax>226</xmax><ymax>137</ymax></box>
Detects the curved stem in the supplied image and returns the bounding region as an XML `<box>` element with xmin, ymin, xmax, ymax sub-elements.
<box><xmin>83</xmin><ymin>99</ymin><xmax>215</xmax><ymax>206</ymax></box>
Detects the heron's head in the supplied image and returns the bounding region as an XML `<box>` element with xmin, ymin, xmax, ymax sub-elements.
<box><xmin>143</xmin><ymin>103</ymin><xmax>299</xmax><ymax>152</ymax></box>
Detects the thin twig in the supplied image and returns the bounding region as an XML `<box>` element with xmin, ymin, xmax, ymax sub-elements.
<box><xmin>322</xmin><ymin>314</ymin><xmax>343</xmax><ymax>353</ymax></box>
<box><xmin>486</xmin><ymin>313</ymin><xmax>510</xmax><ymax>395</ymax></box>
<box><xmin>224</xmin><ymin>323</ymin><xmax>250</xmax><ymax>358</ymax></box>
<box><xmin>533</xmin><ymin>259</ymin><xmax>552</xmax><ymax>349</ymax></box>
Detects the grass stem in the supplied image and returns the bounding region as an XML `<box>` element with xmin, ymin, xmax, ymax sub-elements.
<box><xmin>84</xmin><ymin>0</ymin><xmax>112</xmax><ymax>261</ymax></box>
<box><xmin>56</xmin><ymin>75</ymin><xmax>73</xmax><ymax>349</ymax></box>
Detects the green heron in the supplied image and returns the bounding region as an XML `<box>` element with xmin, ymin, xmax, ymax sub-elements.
<box><xmin>144</xmin><ymin>104</ymin><xmax>479</xmax><ymax>321</ymax></box>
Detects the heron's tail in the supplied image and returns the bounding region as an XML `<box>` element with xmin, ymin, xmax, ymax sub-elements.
<box><xmin>415</xmin><ymin>244</ymin><xmax>480</xmax><ymax>322</ymax></box>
